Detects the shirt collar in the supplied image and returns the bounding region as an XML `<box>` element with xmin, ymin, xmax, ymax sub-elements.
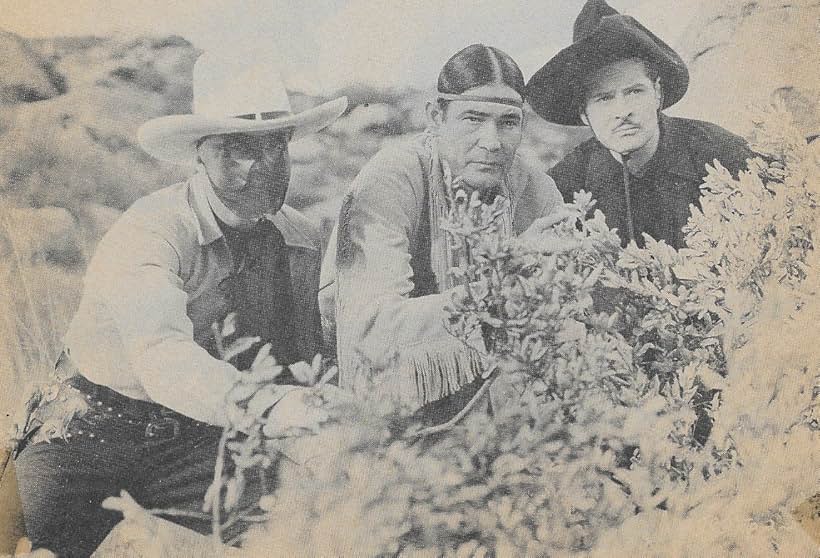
<box><xmin>189</xmin><ymin>171</ymin><xmax>224</xmax><ymax>246</ymax></box>
<box><xmin>587</xmin><ymin>114</ymin><xmax>703</xmax><ymax>183</ymax></box>
<box><xmin>188</xmin><ymin>170</ymin><xmax>315</xmax><ymax>250</ymax></box>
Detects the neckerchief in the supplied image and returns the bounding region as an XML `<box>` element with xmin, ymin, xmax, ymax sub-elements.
<box><xmin>218</xmin><ymin>218</ymin><xmax>299</xmax><ymax>372</ymax></box>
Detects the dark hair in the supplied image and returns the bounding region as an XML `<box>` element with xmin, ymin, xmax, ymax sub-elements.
<box><xmin>574</xmin><ymin>55</ymin><xmax>661</xmax><ymax>116</ymax></box>
<box><xmin>437</xmin><ymin>44</ymin><xmax>526</xmax><ymax>103</ymax></box>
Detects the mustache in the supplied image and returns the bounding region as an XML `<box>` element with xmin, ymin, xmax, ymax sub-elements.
<box><xmin>613</xmin><ymin>120</ymin><xmax>640</xmax><ymax>132</ymax></box>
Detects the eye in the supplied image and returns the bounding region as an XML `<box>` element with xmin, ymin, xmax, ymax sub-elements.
<box><xmin>463</xmin><ymin>115</ymin><xmax>483</xmax><ymax>123</ymax></box>
<box><xmin>593</xmin><ymin>93</ymin><xmax>614</xmax><ymax>103</ymax></box>
<box><xmin>500</xmin><ymin>119</ymin><xmax>521</xmax><ymax>129</ymax></box>
<box><xmin>626</xmin><ymin>87</ymin><xmax>646</xmax><ymax>96</ymax></box>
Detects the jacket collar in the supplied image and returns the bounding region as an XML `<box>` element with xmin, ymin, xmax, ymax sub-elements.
<box><xmin>587</xmin><ymin>114</ymin><xmax>703</xmax><ymax>186</ymax></box>
<box><xmin>188</xmin><ymin>171</ymin><xmax>315</xmax><ymax>250</ymax></box>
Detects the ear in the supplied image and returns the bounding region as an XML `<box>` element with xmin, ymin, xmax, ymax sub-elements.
<box><xmin>653</xmin><ymin>78</ymin><xmax>663</xmax><ymax>109</ymax></box>
<box><xmin>579</xmin><ymin>110</ymin><xmax>590</xmax><ymax>127</ymax></box>
<box><xmin>425</xmin><ymin>100</ymin><xmax>445</xmax><ymax>131</ymax></box>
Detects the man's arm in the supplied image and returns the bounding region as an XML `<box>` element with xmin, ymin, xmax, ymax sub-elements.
<box><xmin>511</xmin><ymin>150</ymin><xmax>566</xmax><ymax>226</ymax></box>
<box><xmin>547</xmin><ymin>146</ymin><xmax>589</xmax><ymax>204</ymax></box>
<box><xmin>332</xmin><ymin>146</ymin><xmax>483</xmax><ymax>410</ymax></box>
<box><xmin>86</xmin><ymin>220</ymin><xmax>240</xmax><ymax>426</ymax></box>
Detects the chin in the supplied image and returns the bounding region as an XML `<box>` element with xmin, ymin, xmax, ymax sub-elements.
<box><xmin>465</xmin><ymin>172</ymin><xmax>503</xmax><ymax>192</ymax></box>
<box><xmin>607</xmin><ymin>137</ymin><xmax>648</xmax><ymax>156</ymax></box>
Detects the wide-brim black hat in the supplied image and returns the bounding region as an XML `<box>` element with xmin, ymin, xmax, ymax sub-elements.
<box><xmin>526</xmin><ymin>0</ymin><xmax>689</xmax><ymax>126</ymax></box>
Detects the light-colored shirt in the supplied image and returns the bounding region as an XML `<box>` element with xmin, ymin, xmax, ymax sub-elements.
<box><xmin>64</xmin><ymin>171</ymin><xmax>322</xmax><ymax>426</ymax></box>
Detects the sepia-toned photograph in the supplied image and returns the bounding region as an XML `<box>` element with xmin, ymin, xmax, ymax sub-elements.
<box><xmin>0</xmin><ymin>1</ymin><xmax>818</xmax><ymax>556</ymax></box>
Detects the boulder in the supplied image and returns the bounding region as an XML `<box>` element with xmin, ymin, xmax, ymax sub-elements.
<box><xmin>0</xmin><ymin>29</ymin><xmax>65</xmax><ymax>104</ymax></box>
<box><xmin>672</xmin><ymin>0</ymin><xmax>820</xmax><ymax>136</ymax></box>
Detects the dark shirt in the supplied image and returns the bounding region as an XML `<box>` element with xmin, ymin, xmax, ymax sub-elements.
<box><xmin>549</xmin><ymin>115</ymin><xmax>755</xmax><ymax>249</ymax></box>
<box><xmin>217</xmin><ymin>217</ymin><xmax>299</xmax><ymax>371</ymax></box>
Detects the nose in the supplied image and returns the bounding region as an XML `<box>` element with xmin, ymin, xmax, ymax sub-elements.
<box><xmin>476</xmin><ymin>121</ymin><xmax>502</xmax><ymax>151</ymax></box>
<box><xmin>613</xmin><ymin>93</ymin><xmax>634</xmax><ymax>120</ymax></box>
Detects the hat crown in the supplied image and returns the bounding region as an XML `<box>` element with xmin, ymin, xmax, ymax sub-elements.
<box><xmin>573</xmin><ymin>0</ymin><xmax>620</xmax><ymax>42</ymax></box>
<box><xmin>192</xmin><ymin>53</ymin><xmax>292</xmax><ymax>119</ymax></box>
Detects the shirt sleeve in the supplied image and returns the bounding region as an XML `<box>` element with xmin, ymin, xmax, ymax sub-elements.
<box><xmin>88</xmin><ymin>219</ymin><xmax>240</xmax><ymax>426</ymax></box>
<box><xmin>535</xmin><ymin>165</ymin><xmax>565</xmax><ymax>220</ymax></box>
<box><xmin>510</xmin><ymin>150</ymin><xmax>567</xmax><ymax>231</ymax></box>
<box><xmin>333</xmin><ymin>147</ymin><xmax>484</xmax><ymax>409</ymax></box>
<box><xmin>547</xmin><ymin>146</ymin><xmax>588</xmax><ymax>204</ymax></box>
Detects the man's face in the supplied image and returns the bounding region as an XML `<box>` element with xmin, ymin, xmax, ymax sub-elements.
<box><xmin>430</xmin><ymin>83</ymin><xmax>523</xmax><ymax>192</ymax></box>
<box><xmin>580</xmin><ymin>58</ymin><xmax>662</xmax><ymax>159</ymax></box>
<box><xmin>197</xmin><ymin>130</ymin><xmax>292</xmax><ymax>218</ymax></box>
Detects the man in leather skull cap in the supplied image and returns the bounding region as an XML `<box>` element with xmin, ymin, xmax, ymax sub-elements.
<box><xmin>527</xmin><ymin>0</ymin><xmax>755</xmax><ymax>250</ymax></box>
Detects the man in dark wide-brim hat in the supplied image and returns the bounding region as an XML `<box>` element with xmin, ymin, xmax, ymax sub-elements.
<box><xmin>527</xmin><ymin>0</ymin><xmax>755</xmax><ymax>250</ymax></box>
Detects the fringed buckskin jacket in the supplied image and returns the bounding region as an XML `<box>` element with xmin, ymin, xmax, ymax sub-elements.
<box><xmin>320</xmin><ymin>133</ymin><xmax>563</xmax><ymax>418</ymax></box>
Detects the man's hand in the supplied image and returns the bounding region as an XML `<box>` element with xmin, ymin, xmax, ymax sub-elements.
<box><xmin>262</xmin><ymin>385</ymin><xmax>348</xmax><ymax>438</ymax></box>
<box><xmin>517</xmin><ymin>208</ymin><xmax>575</xmax><ymax>245</ymax></box>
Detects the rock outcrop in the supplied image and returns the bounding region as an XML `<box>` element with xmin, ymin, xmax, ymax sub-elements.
<box><xmin>672</xmin><ymin>0</ymin><xmax>820</xmax><ymax>136</ymax></box>
<box><xmin>0</xmin><ymin>30</ymin><xmax>66</xmax><ymax>103</ymax></box>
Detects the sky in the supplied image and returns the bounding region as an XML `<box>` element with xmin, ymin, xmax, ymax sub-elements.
<box><xmin>0</xmin><ymin>0</ymin><xmax>697</xmax><ymax>93</ymax></box>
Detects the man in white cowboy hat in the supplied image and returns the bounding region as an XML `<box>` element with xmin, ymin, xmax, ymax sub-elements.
<box><xmin>526</xmin><ymin>0</ymin><xmax>754</xmax><ymax>250</ymax></box>
<box><xmin>12</xmin><ymin>52</ymin><xmax>346</xmax><ymax>556</ymax></box>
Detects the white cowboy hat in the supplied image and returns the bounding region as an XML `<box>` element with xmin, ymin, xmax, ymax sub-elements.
<box><xmin>137</xmin><ymin>52</ymin><xmax>347</xmax><ymax>165</ymax></box>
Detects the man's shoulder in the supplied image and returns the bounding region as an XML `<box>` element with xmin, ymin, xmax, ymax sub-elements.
<box><xmin>667</xmin><ymin>116</ymin><xmax>747</xmax><ymax>147</ymax></box>
<box><xmin>120</xmin><ymin>181</ymin><xmax>189</xmax><ymax>219</ymax></box>
<box><xmin>509</xmin><ymin>147</ymin><xmax>559</xmax><ymax>195</ymax></box>
<box><xmin>552</xmin><ymin>135</ymin><xmax>604</xmax><ymax>171</ymax></box>
<box><xmin>547</xmin><ymin>136</ymin><xmax>601</xmax><ymax>195</ymax></box>
<box><xmin>665</xmin><ymin>116</ymin><xmax>753</xmax><ymax>173</ymax></box>
<box><xmin>109</xmin><ymin>181</ymin><xmax>196</xmax><ymax>239</ymax></box>
<box><xmin>511</xmin><ymin>146</ymin><xmax>547</xmax><ymax>176</ymax></box>
<box><xmin>358</xmin><ymin>134</ymin><xmax>428</xmax><ymax>179</ymax></box>
<box><xmin>347</xmin><ymin>134</ymin><xmax>429</xmax><ymax>211</ymax></box>
<box><xmin>84</xmin><ymin>182</ymin><xmax>194</xmax><ymax>278</ymax></box>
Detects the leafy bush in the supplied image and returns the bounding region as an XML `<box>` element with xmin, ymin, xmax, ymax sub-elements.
<box><xmin>40</xmin><ymin>105</ymin><xmax>820</xmax><ymax>557</ymax></box>
<box><xmin>236</xmin><ymin>105</ymin><xmax>820</xmax><ymax>555</ymax></box>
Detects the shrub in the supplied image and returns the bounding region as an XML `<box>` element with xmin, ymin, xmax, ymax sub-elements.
<box><xmin>53</xmin><ymin>104</ymin><xmax>820</xmax><ymax>556</ymax></box>
<box><xmin>236</xmin><ymin>104</ymin><xmax>820</xmax><ymax>555</ymax></box>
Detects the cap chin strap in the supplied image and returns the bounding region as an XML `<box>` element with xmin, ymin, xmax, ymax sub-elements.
<box><xmin>437</xmin><ymin>92</ymin><xmax>523</xmax><ymax>108</ymax></box>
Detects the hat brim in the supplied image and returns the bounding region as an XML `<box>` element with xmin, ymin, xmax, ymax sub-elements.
<box><xmin>526</xmin><ymin>15</ymin><xmax>689</xmax><ymax>126</ymax></box>
<box><xmin>137</xmin><ymin>96</ymin><xmax>348</xmax><ymax>165</ymax></box>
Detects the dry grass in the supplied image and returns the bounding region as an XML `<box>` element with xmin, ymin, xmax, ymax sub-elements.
<box><xmin>0</xmin><ymin>209</ymin><xmax>82</xmax><ymax>435</ymax></box>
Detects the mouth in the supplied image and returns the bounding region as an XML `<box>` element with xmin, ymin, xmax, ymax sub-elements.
<box><xmin>470</xmin><ymin>161</ymin><xmax>504</xmax><ymax>170</ymax></box>
<box><xmin>614</xmin><ymin>124</ymin><xmax>640</xmax><ymax>135</ymax></box>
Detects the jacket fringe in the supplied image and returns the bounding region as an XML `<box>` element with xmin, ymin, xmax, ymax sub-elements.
<box><xmin>410</xmin><ymin>348</ymin><xmax>484</xmax><ymax>405</ymax></box>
